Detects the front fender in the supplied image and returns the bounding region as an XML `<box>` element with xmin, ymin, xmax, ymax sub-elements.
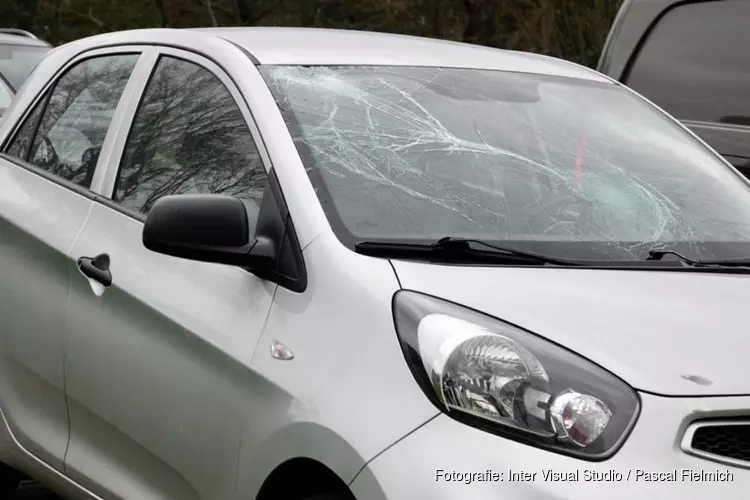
<box><xmin>236</xmin><ymin>421</ymin><xmax>365</xmax><ymax>498</ymax></box>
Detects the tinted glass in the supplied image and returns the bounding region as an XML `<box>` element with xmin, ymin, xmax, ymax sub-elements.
<box><xmin>114</xmin><ymin>56</ymin><xmax>266</xmax><ymax>215</ymax></box>
<box><xmin>4</xmin><ymin>96</ymin><xmax>45</xmax><ymax>159</ymax></box>
<box><xmin>0</xmin><ymin>44</ymin><xmax>49</xmax><ymax>90</ymax></box>
<box><xmin>24</xmin><ymin>55</ymin><xmax>138</xmax><ymax>188</ymax></box>
<box><xmin>625</xmin><ymin>1</ymin><xmax>750</xmax><ymax>125</ymax></box>
<box><xmin>262</xmin><ymin>65</ymin><xmax>750</xmax><ymax>262</ymax></box>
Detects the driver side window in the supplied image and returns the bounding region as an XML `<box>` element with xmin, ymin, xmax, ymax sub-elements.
<box><xmin>5</xmin><ymin>54</ymin><xmax>139</xmax><ymax>189</ymax></box>
<box><xmin>112</xmin><ymin>55</ymin><xmax>267</xmax><ymax>216</ymax></box>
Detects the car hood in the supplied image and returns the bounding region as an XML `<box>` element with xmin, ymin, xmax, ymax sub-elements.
<box><xmin>391</xmin><ymin>260</ymin><xmax>750</xmax><ymax>396</ymax></box>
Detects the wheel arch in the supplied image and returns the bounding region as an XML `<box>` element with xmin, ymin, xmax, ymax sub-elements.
<box><xmin>238</xmin><ymin>421</ymin><xmax>366</xmax><ymax>500</ymax></box>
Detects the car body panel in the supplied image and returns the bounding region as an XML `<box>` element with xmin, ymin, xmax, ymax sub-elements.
<box><xmin>64</xmin><ymin>202</ymin><xmax>278</xmax><ymax>500</ymax></box>
<box><xmin>390</xmin><ymin>259</ymin><xmax>750</xmax><ymax>397</ymax></box>
<box><xmin>238</xmin><ymin>231</ymin><xmax>439</xmax><ymax>498</ymax></box>
<box><xmin>0</xmin><ymin>154</ymin><xmax>93</xmax><ymax>472</ymax></box>
<box><xmin>192</xmin><ymin>27</ymin><xmax>609</xmax><ymax>81</ymax></box>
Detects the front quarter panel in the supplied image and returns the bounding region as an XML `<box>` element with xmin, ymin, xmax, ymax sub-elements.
<box><xmin>236</xmin><ymin>232</ymin><xmax>440</xmax><ymax>498</ymax></box>
<box><xmin>351</xmin><ymin>393</ymin><xmax>750</xmax><ymax>500</ymax></box>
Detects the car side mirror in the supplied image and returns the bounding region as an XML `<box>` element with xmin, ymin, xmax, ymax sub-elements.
<box><xmin>142</xmin><ymin>194</ymin><xmax>274</xmax><ymax>268</ymax></box>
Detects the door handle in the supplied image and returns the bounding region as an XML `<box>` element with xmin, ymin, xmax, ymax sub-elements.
<box><xmin>77</xmin><ymin>253</ymin><xmax>112</xmax><ymax>287</ymax></box>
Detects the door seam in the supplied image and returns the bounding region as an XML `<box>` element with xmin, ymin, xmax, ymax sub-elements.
<box><xmin>66</xmin><ymin>200</ymin><xmax>94</xmax><ymax>257</ymax></box>
<box><xmin>61</xmin><ymin>200</ymin><xmax>94</xmax><ymax>473</ymax></box>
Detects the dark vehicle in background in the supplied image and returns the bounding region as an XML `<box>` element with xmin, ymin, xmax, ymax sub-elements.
<box><xmin>598</xmin><ymin>0</ymin><xmax>750</xmax><ymax>178</ymax></box>
<box><xmin>0</xmin><ymin>29</ymin><xmax>51</xmax><ymax>117</ymax></box>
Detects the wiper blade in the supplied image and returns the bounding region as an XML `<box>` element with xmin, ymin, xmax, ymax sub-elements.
<box><xmin>646</xmin><ymin>249</ymin><xmax>750</xmax><ymax>268</ymax></box>
<box><xmin>355</xmin><ymin>237</ymin><xmax>580</xmax><ymax>266</ymax></box>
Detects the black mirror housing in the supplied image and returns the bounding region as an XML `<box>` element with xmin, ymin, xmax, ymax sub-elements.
<box><xmin>142</xmin><ymin>194</ymin><xmax>274</xmax><ymax>268</ymax></box>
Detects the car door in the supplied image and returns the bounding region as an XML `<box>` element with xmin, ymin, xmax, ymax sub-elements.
<box><xmin>0</xmin><ymin>50</ymin><xmax>140</xmax><ymax>472</ymax></box>
<box><xmin>64</xmin><ymin>49</ymin><xmax>278</xmax><ymax>500</ymax></box>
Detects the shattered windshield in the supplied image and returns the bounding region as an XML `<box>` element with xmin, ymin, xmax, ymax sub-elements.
<box><xmin>261</xmin><ymin>65</ymin><xmax>750</xmax><ymax>261</ymax></box>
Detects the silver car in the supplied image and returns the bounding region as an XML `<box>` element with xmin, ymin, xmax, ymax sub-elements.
<box><xmin>0</xmin><ymin>26</ymin><xmax>749</xmax><ymax>500</ymax></box>
<box><xmin>0</xmin><ymin>29</ymin><xmax>50</xmax><ymax>117</ymax></box>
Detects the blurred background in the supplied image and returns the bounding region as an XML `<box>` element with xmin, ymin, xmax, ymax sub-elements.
<box><xmin>2</xmin><ymin>0</ymin><xmax>623</xmax><ymax>68</ymax></box>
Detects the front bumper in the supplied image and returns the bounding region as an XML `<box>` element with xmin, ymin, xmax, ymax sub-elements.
<box><xmin>351</xmin><ymin>392</ymin><xmax>750</xmax><ymax>499</ymax></box>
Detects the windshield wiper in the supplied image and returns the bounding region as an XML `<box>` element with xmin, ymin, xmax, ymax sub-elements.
<box><xmin>355</xmin><ymin>237</ymin><xmax>580</xmax><ymax>266</ymax></box>
<box><xmin>646</xmin><ymin>249</ymin><xmax>750</xmax><ymax>269</ymax></box>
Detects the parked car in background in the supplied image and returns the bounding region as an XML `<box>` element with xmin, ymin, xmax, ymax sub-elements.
<box><xmin>598</xmin><ymin>0</ymin><xmax>750</xmax><ymax>178</ymax></box>
<box><xmin>3</xmin><ymin>26</ymin><xmax>750</xmax><ymax>500</ymax></box>
<box><xmin>0</xmin><ymin>29</ymin><xmax>51</xmax><ymax>116</ymax></box>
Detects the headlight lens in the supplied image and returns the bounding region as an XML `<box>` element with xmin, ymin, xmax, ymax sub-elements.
<box><xmin>393</xmin><ymin>290</ymin><xmax>640</xmax><ymax>459</ymax></box>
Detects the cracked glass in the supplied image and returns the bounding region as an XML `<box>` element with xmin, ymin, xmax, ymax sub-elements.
<box><xmin>261</xmin><ymin>65</ymin><xmax>750</xmax><ymax>261</ymax></box>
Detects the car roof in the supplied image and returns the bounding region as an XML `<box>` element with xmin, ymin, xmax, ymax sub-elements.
<box><xmin>70</xmin><ymin>26</ymin><xmax>602</xmax><ymax>83</ymax></box>
<box><xmin>189</xmin><ymin>27</ymin><xmax>609</xmax><ymax>82</ymax></box>
<box><xmin>0</xmin><ymin>33</ymin><xmax>50</xmax><ymax>47</ymax></box>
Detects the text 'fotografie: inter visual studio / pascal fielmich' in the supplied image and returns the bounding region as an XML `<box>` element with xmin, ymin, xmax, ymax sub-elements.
<box><xmin>434</xmin><ymin>468</ymin><xmax>735</xmax><ymax>483</ymax></box>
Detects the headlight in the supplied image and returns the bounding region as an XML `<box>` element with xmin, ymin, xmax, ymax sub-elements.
<box><xmin>393</xmin><ymin>290</ymin><xmax>640</xmax><ymax>460</ymax></box>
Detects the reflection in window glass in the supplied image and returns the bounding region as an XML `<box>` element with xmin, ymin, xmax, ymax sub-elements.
<box><xmin>26</xmin><ymin>55</ymin><xmax>138</xmax><ymax>188</ymax></box>
<box><xmin>5</xmin><ymin>95</ymin><xmax>45</xmax><ymax>160</ymax></box>
<box><xmin>114</xmin><ymin>56</ymin><xmax>266</xmax><ymax>215</ymax></box>
<box><xmin>625</xmin><ymin>1</ymin><xmax>750</xmax><ymax>125</ymax></box>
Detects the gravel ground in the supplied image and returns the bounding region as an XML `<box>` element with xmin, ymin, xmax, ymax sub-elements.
<box><xmin>15</xmin><ymin>481</ymin><xmax>63</xmax><ymax>499</ymax></box>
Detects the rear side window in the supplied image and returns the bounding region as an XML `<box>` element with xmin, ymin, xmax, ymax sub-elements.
<box><xmin>624</xmin><ymin>1</ymin><xmax>750</xmax><ymax>125</ymax></box>
<box><xmin>5</xmin><ymin>54</ymin><xmax>138</xmax><ymax>188</ymax></box>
